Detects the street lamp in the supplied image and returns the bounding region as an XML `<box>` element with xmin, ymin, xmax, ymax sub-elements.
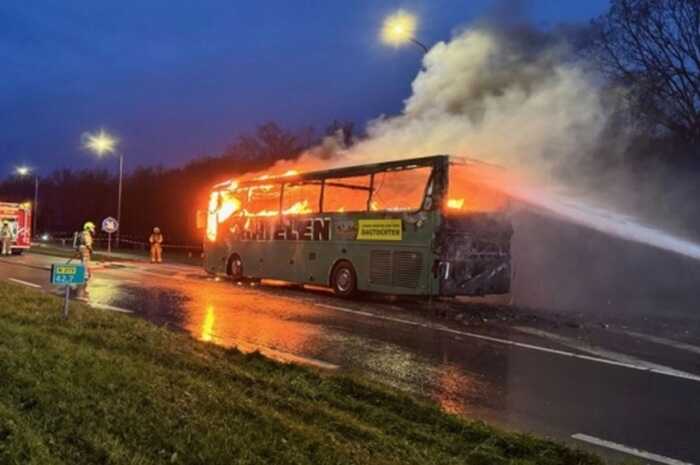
<box><xmin>381</xmin><ymin>10</ymin><xmax>428</xmax><ymax>53</ymax></box>
<box><xmin>15</xmin><ymin>166</ymin><xmax>39</xmax><ymax>237</ymax></box>
<box><xmin>84</xmin><ymin>129</ymin><xmax>123</xmax><ymax>247</ymax></box>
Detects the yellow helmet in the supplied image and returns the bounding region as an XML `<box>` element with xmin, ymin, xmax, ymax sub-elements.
<box><xmin>83</xmin><ymin>221</ymin><xmax>96</xmax><ymax>232</ymax></box>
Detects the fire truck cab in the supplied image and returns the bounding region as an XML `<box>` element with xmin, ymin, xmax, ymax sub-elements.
<box><xmin>0</xmin><ymin>202</ymin><xmax>32</xmax><ymax>254</ymax></box>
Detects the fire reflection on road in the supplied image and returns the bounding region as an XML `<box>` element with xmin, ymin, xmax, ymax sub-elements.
<box><xmin>201</xmin><ymin>305</ymin><xmax>215</xmax><ymax>342</ymax></box>
<box><xmin>95</xmin><ymin>272</ymin><xmax>504</xmax><ymax>424</ymax></box>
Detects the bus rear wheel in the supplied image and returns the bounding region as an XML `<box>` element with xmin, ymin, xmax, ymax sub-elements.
<box><xmin>228</xmin><ymin>254</ymin><xmax>243</xmax><ymax>281</ymax></box>
<box><xmin>331</xmin><ymin>261</ymin><xmax>357</xmax><ymax>298</ymax></box>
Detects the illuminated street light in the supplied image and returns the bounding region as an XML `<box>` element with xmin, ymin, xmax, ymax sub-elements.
<box><xmin>84</xmin><ymin>129</ymin><xmax>118</xmax><ymax>156</ymax></box>
<box><xmin>14</xmin><ymin>166</ymin><xmax>39</xmax><ymax>236</ymax></box>
<box><xmin>84</xmin><ymin>129</ymin><xmax>124</xmax><ymax>247</ymax></box>
<box><xmin>381</xmin><ymin>10</ymin><xmax>428</xmax><ymax>53</ymax></box>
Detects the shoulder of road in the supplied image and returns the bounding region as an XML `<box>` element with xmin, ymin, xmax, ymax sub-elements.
<box><xmin>0</xmin><ymin>281</ymin><xmax>601</xmax><ymax>465</ymax></box>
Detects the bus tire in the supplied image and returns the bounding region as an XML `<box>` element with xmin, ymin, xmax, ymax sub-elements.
<box><xmin>227</xmin><ymin>254</ymin><xmax>243</xmax><ymax>281</ymax></box>
<box><xmin>331</xmin><ymin>260</ymin><xmax>357</xmax><ymax>298</ymax></box>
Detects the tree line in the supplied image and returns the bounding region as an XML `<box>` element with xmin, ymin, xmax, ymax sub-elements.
<box><xmin>0</xmin><ymin>121</ymin><xmax>352</xmax><ymax>245</ymax></box>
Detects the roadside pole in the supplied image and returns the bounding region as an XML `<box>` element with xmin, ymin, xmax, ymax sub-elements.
<box><xmin>51</xmin><ymin>263</ymin><xmax>87</xmax><ymax>319</ymax></box>
<box><xmin>63</xmin><ymin>286</ymin><xmax>70</xmax><ymax>319</ymax></box>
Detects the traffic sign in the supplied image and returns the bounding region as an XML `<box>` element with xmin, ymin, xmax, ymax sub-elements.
<box><xmin>51</xmin><ymin>263</ymin><xmax>87</xmax><ymax>319</ymax></box>
<box><xmin>51</xmin><ymin>264</ymin><xmax>87</xmax><ymax>285</ymax></box>
<box><xmin>102</xmin><ymin>217</ymin><xmax>119</xmax><ymax>234</ymax></box>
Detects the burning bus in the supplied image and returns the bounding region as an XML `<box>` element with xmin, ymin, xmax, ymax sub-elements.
<box><xmin>203</xmin><ymin>155</ymin><xmax>512</xmax><ymax>297</ymax></box>
<box><xmin>0</xmin><ymin>202</ymin><xmax>32</xmax><ymax>255</ymax></box>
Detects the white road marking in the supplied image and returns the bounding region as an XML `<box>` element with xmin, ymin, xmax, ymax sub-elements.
<box><xmin>315</xmin><ymin>304</ymin><xmax>700</xmax><ymax>383</ymax></box>
<box><xmin>572</xmin><ymin>433</ymin><xmax>694</xmax><ymax>465</ymax></box>
<box><xmin>202</xmin><ymin>331</ymin><xmax>338</xmax><ymax>370</ymax></box>
<box><xmin>137</xmin><ymin>270</ymin><xmax>187</xmax><ymax>281</ymax></box>
<box><xmin>8</xmin><ymin>278</ymin><xmax>42</xmax><ymax>289</ymax></box>
<box><xmin>89</xmin><ymin>303</ymin><xmax>134</xmax><ymax>314</ymax></box>
<box><xmin>236</xmin><ymin>341</ymin><xmax>339</xmax><ymax>370</ymax></box>
<box><xmin>622</xmin><ymin>330</ymin><xmax>700</xmax><ymax>356</ymax></box>
<box><xmin>513</xmin><ymin>326</ymin><xmax>700</xmax><ymax>381</ymax></box>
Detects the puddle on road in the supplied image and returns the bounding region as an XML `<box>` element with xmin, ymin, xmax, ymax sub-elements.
<box><xmin>84</xmin><ymin>275</ymin><xmax>506</xmax><ymax>420</ymax></box>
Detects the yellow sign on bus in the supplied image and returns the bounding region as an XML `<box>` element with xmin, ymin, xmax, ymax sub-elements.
<box><xmin>357</xmin><ymin>219</ymin><xmax>402</xmax><ymax>241</ymax></box>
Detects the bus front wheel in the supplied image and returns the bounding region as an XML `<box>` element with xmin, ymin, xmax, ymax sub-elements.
<box><xmin>331</xmin><ymin>261</ymin><xmax>357</xmax><ymax>298</ymax></box>
<box><xmin>228</xmin><ymin>254</ymin><xmax>243</xmax><ymax>281</ymax></box>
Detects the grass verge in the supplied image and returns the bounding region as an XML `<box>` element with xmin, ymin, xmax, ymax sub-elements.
<box><xmin>0</xmin><ymin>282</ymin><xmax>602</xmax><ymax>465</ymax></box>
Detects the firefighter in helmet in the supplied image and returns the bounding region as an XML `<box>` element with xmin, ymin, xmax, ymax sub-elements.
<box><xmin>149</xmin><ymin>227</ymin><xmax>164</xmax><ymax>263</ymax></box>
<box><xmin>76</xmin><ymin>221</ymin><xmax>95</xmax><ymax>300</ymax></box>
<box><xmin>1</xmin><ymin>220</ymin><xmax>13</xmax><ymax>256</ymax></box>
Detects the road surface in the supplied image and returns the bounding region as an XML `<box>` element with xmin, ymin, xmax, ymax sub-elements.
<box><xmin>1</xmin><ymin>252</ymin><xmax>699</xmax><ymax>464</ymax></box>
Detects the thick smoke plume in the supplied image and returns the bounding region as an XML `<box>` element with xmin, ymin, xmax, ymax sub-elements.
<box><xmin>345</xmin><ymin>27</ymin><xmax>608</xmax><ymax>180</ymax></box>
<box><xmin>261</xmin><ymin>25</ymin><xmax>700</xmax><ymax>261</ymax></box>
<box><xmin>341</xmin><ymin>26</ymin><xmax>700</xmax><ymax>261</ymax></box>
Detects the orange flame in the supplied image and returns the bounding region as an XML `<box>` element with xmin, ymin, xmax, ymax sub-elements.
<box><xmin>206</xmin><ymin>157</ymin><xmax>509</xmax><ymax>240</ymax></box>
<box><xmin>284</xmin><ymin>200</ymin><xmax>311</xmax><ymax>215</ymax></box>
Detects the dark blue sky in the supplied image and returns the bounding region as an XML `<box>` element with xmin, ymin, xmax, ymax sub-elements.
<box><xmin>1</xmin><ymin>0</ymin><xmax>609</xmax><ymax>175</ymax></box>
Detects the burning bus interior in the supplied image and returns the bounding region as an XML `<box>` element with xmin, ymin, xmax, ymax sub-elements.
<box><xmin>207</xmin><ymin>156</ymin><xmax>510</xmax><ymax>225</ymax></box>
<box><xmin>204</xmin><ymin>155</ymin><xmax>513</xmax><ymax>296</ymax></box>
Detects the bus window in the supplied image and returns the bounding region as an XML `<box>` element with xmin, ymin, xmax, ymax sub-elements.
<box><xmin>245</xmin><ymin>184</ymin><xmax>281</xmax><ymax>216</ymax></box>
<box><xmin>322</xmin><ymin>175</ymin><xmax>371</xmax><ymax>213</ymax></box>
<box><xmin>371</xmin><ymin>166</ymin><xmax>432</xmax><ymax>211</ymax></box>
<box><xmin>446</xmin><ymin>163</ymin><xmax>509</xmax><ymax>214</ymax></box>
<box><xmin>282</xmin><ymin>182</ymin><xmax>321</xmax><ymax>215</ymax></box>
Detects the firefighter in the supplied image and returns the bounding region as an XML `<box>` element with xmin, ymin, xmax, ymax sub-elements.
<box><xmin>76</xmin><ymin>221</ymin><xmax>95</xmax><ymax>300</ymax></box>
<box><xmin>1</xmin><ymin>220</ymin><xmax>13</xmax><ymax>256</ymax></box>
<box><xmin>149</xmin><ymin>227</ymin><xmax>164</xmax><ymax>263</ymax></box>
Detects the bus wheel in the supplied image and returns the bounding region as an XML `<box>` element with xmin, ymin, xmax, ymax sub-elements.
<box><xmin>331</xmin><ymin>261</ymin><xmax>357</xmax><ymax>298</ymax></box>
<box><xmin>228</xmin><ymin>254</ymin><xmax>243</xmax><ymax>281</ymax></box>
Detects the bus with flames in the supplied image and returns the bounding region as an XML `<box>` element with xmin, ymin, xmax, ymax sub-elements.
<box><xmin>0</xmin><ymin>202</ymin><xmax>32</xmax><ymax>255</ymax></box>
<box><xmin>203</xmin><ymin>155</ymin><xmax>512</xmax><ymax>297</ymax></box>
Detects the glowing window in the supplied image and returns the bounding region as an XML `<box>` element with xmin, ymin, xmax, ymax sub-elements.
<box><xmin>446</xmin><ymin>163</ymin><xmax>509</xmax><ymax>214</ymax></box>
<box><xmin>282</xmin><ymin>182</ymin><xmax>321</xmax><ymax>215</ymax></box>
<box><xmin>371</xmin><ymin>166</ymin><xmax>431</xmax><ymax>211</ymax></box>
<box><xmin>322</xmin><ymin>175</ymin><xmax>371</xmax><ymax>213</ymax></box>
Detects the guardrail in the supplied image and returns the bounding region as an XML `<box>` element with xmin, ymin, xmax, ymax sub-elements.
<box><xmin>37</xmin><ymin>236</ymin><xmax>204</xmax><ymax>263</ymax></box>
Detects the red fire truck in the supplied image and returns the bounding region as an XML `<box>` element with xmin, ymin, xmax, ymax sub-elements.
<box><xmin>0</xmin><ymin>202</ymin><xmax>32</xmax><ymax>254</ymax></box>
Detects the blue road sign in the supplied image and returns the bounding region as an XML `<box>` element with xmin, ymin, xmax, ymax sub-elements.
<box><xmin>50</xmin><ymin>264</ymin><xmax>87</xmax><ymax>285</ymax></box>
<box><xmin>102</xmin><ymin>216</ymin><xmax>119</xmax><ymax>234</ymax></box>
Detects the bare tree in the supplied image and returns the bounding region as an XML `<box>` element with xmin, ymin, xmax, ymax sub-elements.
<box><xmin>592</xmin><ymin>0</ymin><xmax>700</xmax><ymax>143</ymax></box>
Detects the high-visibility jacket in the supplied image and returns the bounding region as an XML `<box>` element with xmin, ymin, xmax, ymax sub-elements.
<box><xmin>0</xmin><ymin>225</ymin><xmax>12</xmax><ymax>239</ymax></box>
<box><xmin>79</xmin><ymin>230</ymin><xmax>93</xmax><ymax>251</ymax></box>
<box><xmin>149</xmin><ymin>233</ymin><xmax>163</xmax><ymax>245</ymax></box>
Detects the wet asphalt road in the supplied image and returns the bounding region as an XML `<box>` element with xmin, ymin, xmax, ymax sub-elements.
<box><xmin>1</xmin><ymin>252</ymin><xmax>699</xmax><ymax>464</ymax></box>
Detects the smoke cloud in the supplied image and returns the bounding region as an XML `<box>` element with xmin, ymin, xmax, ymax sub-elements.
<box><xmin>262</xmin><ymin>24</ymin><xmax>700</xmax><ymax>262</ymax></box>
<box><xmin>347</xmin><ymin>28</ymin><xmax>607</xmax><ymax>181</ymax></box>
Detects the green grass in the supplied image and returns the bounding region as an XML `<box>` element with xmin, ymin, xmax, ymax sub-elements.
<box><xmin>0</xmin><ymin>282</ymin><xmax>602</xmax><ymax>465</ymax></box>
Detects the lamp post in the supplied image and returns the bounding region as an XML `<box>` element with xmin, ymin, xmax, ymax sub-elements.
<box><xmin>381</xmin><ymin>10</ymin><xmax>429</xmax><ymax>54</ymax></box>
<box><xmin>84</xmin><ymin>129</ymin><xmax>123</xmax><ymax>247</ymax></box>
<box><xmin>15</xmin><ymin>166</ymin><xmax>39</xmax><ymax>237</ymax></box>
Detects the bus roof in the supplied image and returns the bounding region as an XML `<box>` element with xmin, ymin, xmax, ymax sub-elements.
<box><xmin>213</xmin><ymin>154</ymin><xmax>462</xmax><ymax>190</ymax></box>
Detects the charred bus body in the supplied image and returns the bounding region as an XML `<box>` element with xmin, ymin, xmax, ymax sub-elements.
<box><xmin>203</xmin><ymin>155</ymin><xmax>512</xmax><ymax>297</ymax></box>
